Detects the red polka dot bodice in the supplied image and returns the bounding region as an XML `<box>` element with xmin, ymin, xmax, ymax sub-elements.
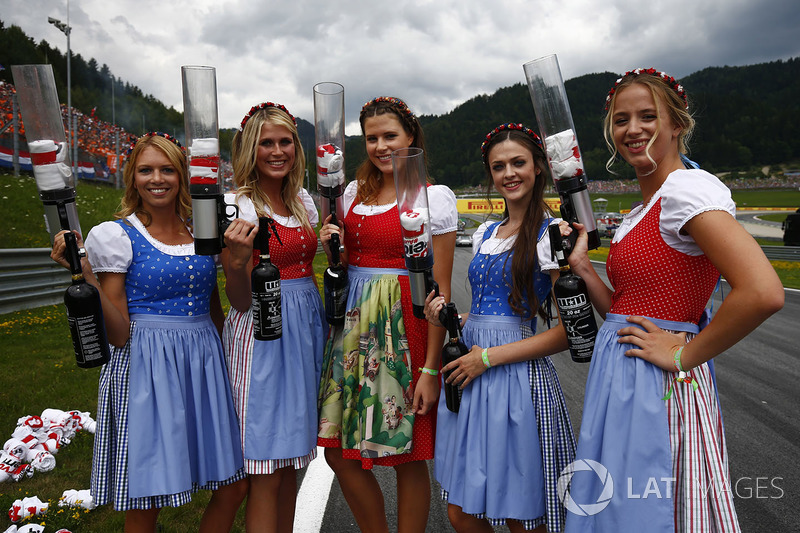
<box><xmin>343</xmin><ymin>203</ymin><xmax>406</xmax><ymax>269</ymax></box>
<box><xmin>607</xmin><ymin>198</ymin><xmax>719</xmax><ymax>324</ymax></box>
<box><xmin>252</xmin><ymin>220</ymin><xmax>317</xmax><ymax>279</ymax></box>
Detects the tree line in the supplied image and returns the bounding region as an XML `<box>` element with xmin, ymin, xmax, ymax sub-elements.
<box><xmin>2</xmin><ymin>20</ymin><xmax>797</xmax><ymax>189</ymax></box>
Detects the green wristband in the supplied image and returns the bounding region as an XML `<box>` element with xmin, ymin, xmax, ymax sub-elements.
<box><xmin>672</xmin><ymin>346</ymin><xmax>685</xmax><ymax>373</ymax></box>
<box><xmin>419</xmin><ymin>367</ymin><xmax>439</xmax><ymax>376</ymax></box>
<box><xmin>481</xmin><ymin>348</ymin><xmax>491</xmax><ymax>368</ymax></box>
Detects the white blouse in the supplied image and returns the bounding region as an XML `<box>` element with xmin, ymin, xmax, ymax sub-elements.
<box><xmin>472</xmin><ymin>218</ymin><xmax>561</xmax><ymax>271</ymax></box>
<box><xmin>224</xmin><ymin>188</ymin><xmax>319</xmax><ymax>227</ymax></box>
<box><xmin>612</xmin><ymin>169</ymin><xmax>736</xmax><ymax>256</ymax></box>
<box><xmin>85</xmin><ymin>214</ymin><xmax>198</xmax><ymax>273</ymax></box>
<box><xmin>342</xmin><ymin>181</ymin><xmax>458</xmax><ymax>235</ymax></box>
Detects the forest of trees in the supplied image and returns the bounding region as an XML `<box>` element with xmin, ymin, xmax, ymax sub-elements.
<box><xmin>0</xmin><ymin>21</ymin><xmax>182</xmax><ymax>138</ymax></box>
<box><xmin>2</xmin><ymin>20</ymin><xmax>798</xmax><ymax>189</ymax></box>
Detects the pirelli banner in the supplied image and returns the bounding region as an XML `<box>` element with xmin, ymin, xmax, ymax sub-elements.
<box><xmin>457</xmin><ymin>197</ymin><xmax>562</xmax><ymax>214</ymax></box>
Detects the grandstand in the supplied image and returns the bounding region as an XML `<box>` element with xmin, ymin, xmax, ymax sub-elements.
<box><xmin>0</xmin><ymin>80</ymin><xmax>136</xmax><ymax>182</ymax></box>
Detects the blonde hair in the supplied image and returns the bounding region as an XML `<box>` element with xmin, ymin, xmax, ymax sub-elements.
<box><xmin>117</xmin><ymin>134</ymin><xmax>191</xmax><ymax>227</ymax></box>
<box><xmin>603</xmin><ymin>73</ymin><xmax>695</xmax><ymax>175</ymax></box>
<box><xmin>231</xmin><ymin>105</ymin><xmax>310</xmax><ymax>228</ymax></box>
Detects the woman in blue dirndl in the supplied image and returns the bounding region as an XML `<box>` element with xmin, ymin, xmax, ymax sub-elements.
<box><xmin>425</xmin><ymin>124</ymin><xmax>576</xmax><ymax>532</ymax></box>
<box><xmin>51</xmin><ymin>133</ymin><xmax>246</xmax><ymax>532</ymax></box>
<box><xmin>221</xmin><ymin>102</ymin><xmax>325</xmax><ymax>531</ymax></box>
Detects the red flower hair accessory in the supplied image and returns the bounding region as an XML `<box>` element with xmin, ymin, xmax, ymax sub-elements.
<box><xmin>480</xmin><ymin>123</ymin><xmax>542</xmax><ymax>163</ymax></box>
<box><xmin>605</xmin><ymin>68</ymin><xmax>688</xmax><ymax>111</ymax></box>
<box><xmin>239</xmin><ymin>102</ymin><xmax>296</xmax><ymax>131</ymax></box>
<box><xmin>362</xmin><ymin>96</ymin><xmax>415</xmax><ymax>118</ymax></box>
<box><xmin>126</xmin><ymin>131</ymin><xmax>184</xmax><ymax>157</ymax></box>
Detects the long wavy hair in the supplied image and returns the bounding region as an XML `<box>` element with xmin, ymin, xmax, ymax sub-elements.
<box><xmin>356</xmin><ymin>97</ymin><xmax>429</xmax><ymax>204</ymax></box>
<box><xmin>231</xmin><ymin>105</ymin><xmax>310</xmax><ymax>228</ymax></box>
<box><xmin>603</xmin><ymin>73</ymin><xmax>695</xmax><ymax>176</ymax></box>
<box><xmin>482</xmin><ymin>128</ymin><xmax>553</xmax><ymax>320</ymax></box>
<box><xmin>117</xmin><ymin>134</ymin><xmax>192</xmax><ymax>228</ymax></box>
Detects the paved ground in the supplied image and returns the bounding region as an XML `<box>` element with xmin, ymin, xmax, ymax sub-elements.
<box><xmin>737</xmin><ymin>209</ymin><xmax>786</xmax><ymax>239</ymax></box>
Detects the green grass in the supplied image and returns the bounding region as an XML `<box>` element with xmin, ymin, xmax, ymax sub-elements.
<box><xmin>1</xmin><ymin>173</ymin><xmax>125</xmax><ymax>248</ymax></box>
<box><xmin>587</xmin><ymin>188</ymin><xmax>800</xmax><ymax>213</ymax></box>
<box><xmin>757</xmin><ymin>213</ymin><xmax>789</xmax><ymax>223</ymax></box>
<box><xmin>732</xmin><ymin>189</ymin><xmax>800</xmax><ymax>208</ymax></box>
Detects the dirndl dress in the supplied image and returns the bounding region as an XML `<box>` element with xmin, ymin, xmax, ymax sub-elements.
<box><xmin>317</xmin><ymin>185</ymin><xmax>457</xmax><ymax>469</ymax></box>
<box><xmin>87</xmin><ymin>216</ymin><xmax>244</xmax><ymax>510</ymax></box>
<box><xmin>564</xmin><ymin>179</ymin><xmax>740</xmax><ymax>532</ymax></box>
<box><xmin>222</xmin><ymin>192</ymin><xmax>325</xmax><ymax>474</ymax></box>
<box><xmin>435</xmin><ymin>220</ymin><xmax>576</xmax><ymax>531</ymax></box>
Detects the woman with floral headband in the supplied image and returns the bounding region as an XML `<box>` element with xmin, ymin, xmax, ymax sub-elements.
<box><xmin>50</xmin><ymin>132</ymin><xmax>246</xmax><ymax>532</ymax></box>
<box><xmin>317</xmin><ymin>96</ymin><xmax>457</xmax><ymax>532</ymax></box>
<box><xmin>221</xmin><ymin>102</ymin><xmax>325</xmax><ymax>531</ymax></box>
<box><xmin>561</xmin><ymin>69</ymin><xmax>783</xmax><ymax>532</ymax></box>
<box><xmin>424</xmin><ymin>123</ymin><xmax>575</xmax><ymax>532</ymax></box>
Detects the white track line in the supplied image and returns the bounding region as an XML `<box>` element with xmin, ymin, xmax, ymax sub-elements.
<box><xmin>293</xmin><ymin>447</ymin><xmax>335</xmax><ymax>532</ymax></box>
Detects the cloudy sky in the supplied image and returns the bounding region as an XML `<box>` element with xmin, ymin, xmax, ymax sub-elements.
<box><xmin>3</xmin><ymin>0</ymin><xmax>798</xmax><ymax>134</ymax></box>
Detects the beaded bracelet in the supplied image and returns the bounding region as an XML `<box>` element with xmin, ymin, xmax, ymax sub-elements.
<box><xmin>419</xmin><ymin>367</ymin><xmax>439</xmax><ymax>376</ymax></box>
<box><xmin>481</xmin><ymin>348</ymin><xmax>491</xmax><ymax>368</ymax></box>
<box><xmin>672</xmin><ymin>346</ymin><xmax>685</xmax><ymax>373</ymax></box>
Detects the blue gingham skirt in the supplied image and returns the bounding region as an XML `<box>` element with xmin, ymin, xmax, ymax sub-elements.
<box><xmin>436</xmin><ymin>313</ymin><xmax>576</xmax><ymax>531</ymax></box>
<box><xmin>90</xmin><ymin>314</ymin><xmax>245</xmax><ymax>510</ymax></box>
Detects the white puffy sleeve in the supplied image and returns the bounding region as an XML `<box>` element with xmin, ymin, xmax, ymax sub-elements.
<box><xmin>537</xmin><ymin>219</ymin><xmax>562</xmax><ymax>272</ymax></box>
<box><xmin>84</xmin><ymin>221</ymin><xmax>132</xmax><ymax>273</ymax></box>
<box><xmin>660</xmin><ymin>169</ymin><xmax>736</xmax><ymax>254</ymax></box>
<box><xmin>342</xmin><ymin>181</ymin><xmax>359</xmax><ymax>217</ymax></box>
<box><xmin>299</xmin><ymin>188</ymin><xmax>320</xmax><ymax>226</ymax></box>
<box><xmin>225</xmin><ymin>192</ymin><xmax>258</xmax><ymax>224</ymax></box>
<box><xmin>428</xmin><ymin>185</ymin><xmax>458</xmax><ymax>235</ymax></box>
<box><xmin>471</xmin><ymin>222</ymin><xmax>491</xmax><ymax>256</ymax></box>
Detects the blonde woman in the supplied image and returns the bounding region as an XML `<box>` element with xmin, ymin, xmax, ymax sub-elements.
<box><xmin>51</xmin><ymin>132</ymin><xmax>246</xmax><ymax>532</ymax></box>
<box><xmin>222</xmin><ymin>103</ymin><xmax>324</xmax><ymax>532</ymax></box>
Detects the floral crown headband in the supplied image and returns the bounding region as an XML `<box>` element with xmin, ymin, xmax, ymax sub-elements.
<box><xmin>361</xmin><ymin>96</ymin><xmax>415</xmax><ymax>119</ymax></box>
<box><xmin>605</xmin><ymin>68</ymin><xmax>688</xmax><ymax>111</ymax></box>
<box><xmin>480</xmin><ymin>123</ymin><xmax>542</xmax><ymax>163</ymax></box>
<box><xmin>126</xmin><ymin>131</ymin><xmax>184</xmax><ymax>157</ymax></box>
<box><xmin>239</xmin><ymin>102</ymin><xmax>297</xmax><ymax>131</ymax></box>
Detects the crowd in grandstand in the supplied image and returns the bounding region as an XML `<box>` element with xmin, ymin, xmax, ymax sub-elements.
<box><xmin>0</xmin><ymin>80</ymin><xmax>241</xmax><ymax>183</ymax></box>
<box><xmin>1</xmin><ymin>80</ymin><xmax>136</xmax><ymax>180</ymax></box>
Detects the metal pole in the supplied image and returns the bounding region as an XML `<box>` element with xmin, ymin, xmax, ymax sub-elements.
<box><xmin>66</xmin><ymin>8</ymin><xmax>73</xmax><ymax>179</ymax></box>
<box><xmin>73</xmin><ymin>113</ymin><xmax>78</xmax><ymax>179</ymax></box>
<box><xmin>11</xmin><ymin>94</ymin><xmax>19</xmax><ymax>177</ymax></box>
<box><xmin>48</xmin><ymin>12</ymin><xmax>74</xmax><ymax>179</ymax></box>
<box><xmin>112</xmin><ymin>75</ymin><xmax>120</xmax><ymax>188</ymax></box>
<box><xmin>115</xmin><ymin>129</ymin><xmax>120</xmax><ymax>188</ymax></box>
